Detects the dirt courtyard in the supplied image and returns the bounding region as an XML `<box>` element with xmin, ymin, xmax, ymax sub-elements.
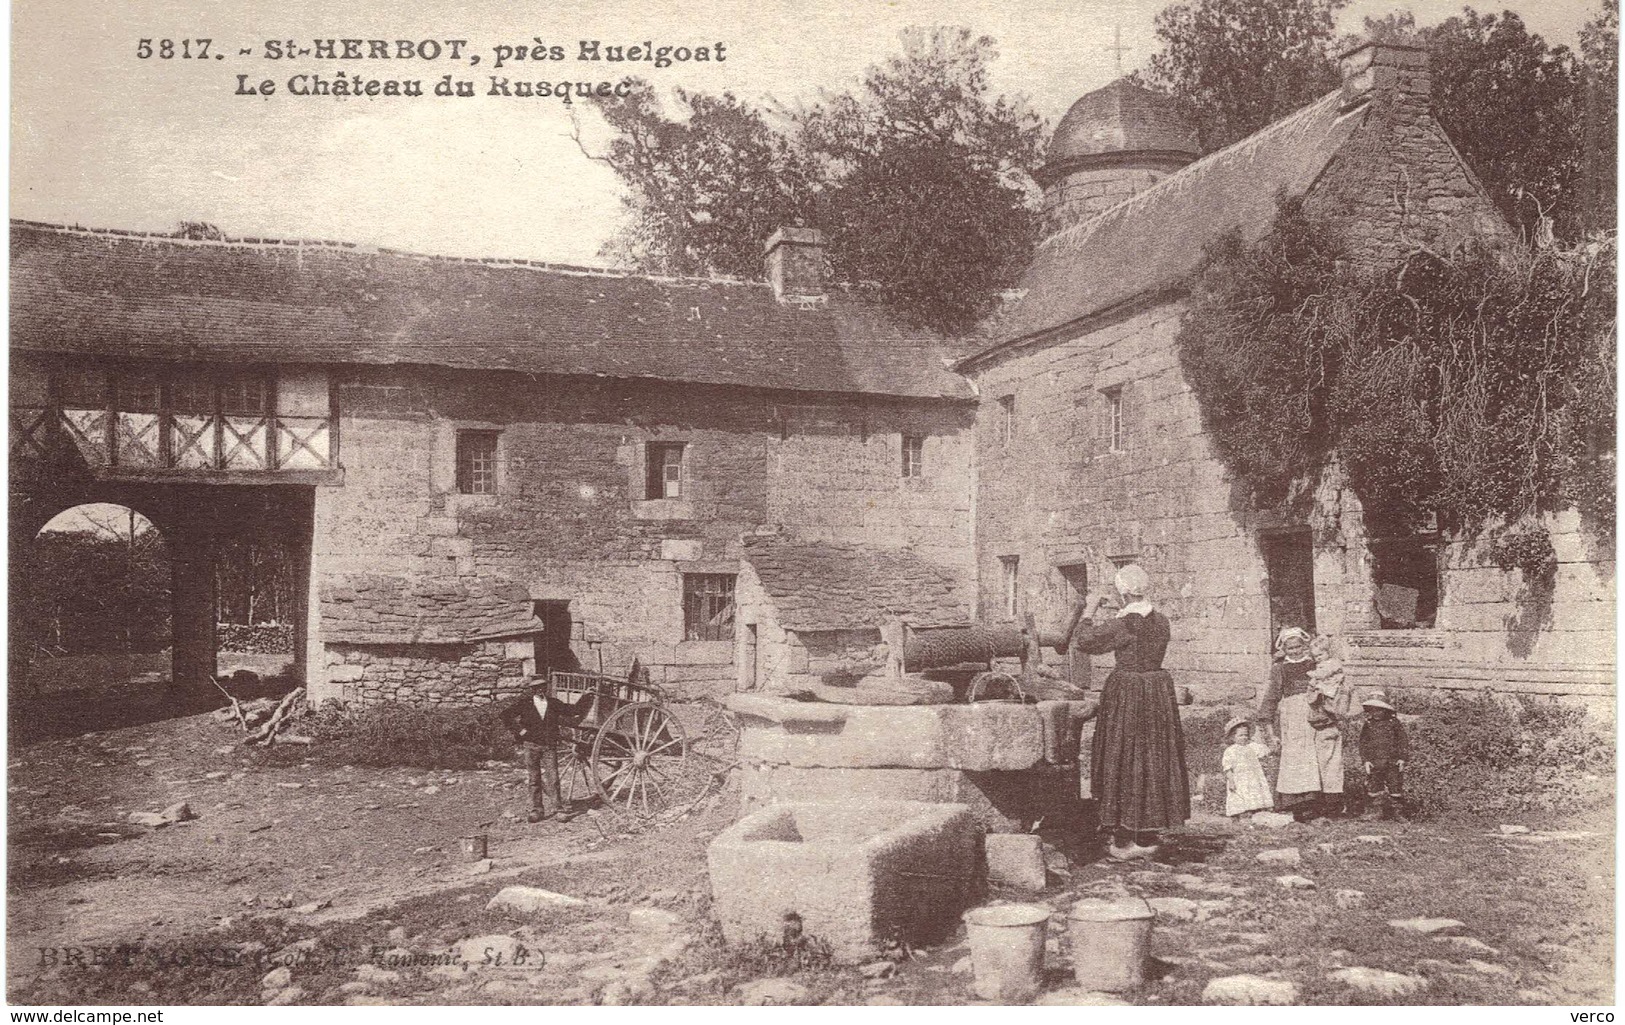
<box><xmin>7</xmin><ymin>708</ymin><xmax>1615</xmax><ymax>1006</ymax></box>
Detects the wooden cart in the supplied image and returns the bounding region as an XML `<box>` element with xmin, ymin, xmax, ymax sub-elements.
<box><xmin>547</xmin><ymin>669</ymin><xmax>689</xmax><ymax>819</ymax></box>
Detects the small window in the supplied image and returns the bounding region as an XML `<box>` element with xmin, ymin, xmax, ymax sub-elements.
<box><xmin>1102</xmin><ymin>386</ymin><xmax>1125</xmax><ymax>452</ymax></box>
<box><xmin>116</xmin><ymin>376</ymin><xmax>163</xmax><ymax>413</ymax></box>
<box><xmin>456</xmin><ymin>431</ymin><xmax>500</xmax><ymax>495</ymax></box>
<box><xmin>902</xmin><ymin>434</ymin><xmax>925</xmax><ymax>478</ymax></box>
<box><xmin>1000</xmin><ymin>556</ymin><xmax>1020</xmax><ymax>619</ymax></box>
<box><xmin>220</xmin><ymin>377</ymin><xmax>270</xmax><ymax>416</ymax></box>
<box><xmin>998</xmin><ymin>395</ymin><xmax>1016</xmax><ymax>448</ymax></box>
<box><xmin>169</xmin><ymin>375</ymin><xmax>214</xmax><ymax>414</ymax></box>
<box><xmin>683</xmin><ymin>573</ymin><xmax>736</xmax><ymax>641</ymax></box>
<box><xmin>58</xmin><ymin>369</ymin><xmax>107</xmax><ymax>409</ymax></box>
<box><xmin>646</xmin><ymin>442</ymin><xmax>685</xmax><ymax>499</ymax></box>
<box><xmin>1370</xmin><ymin>537</ymin><xmax>1440</xmax><ymax>629</ymax></box>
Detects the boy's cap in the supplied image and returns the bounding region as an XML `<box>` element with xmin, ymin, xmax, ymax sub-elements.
<box><xmin>1224</xmin><ymin>716</ymin><xmax>1251</xmax><ymax>736</ymax></box>
<box><xmin>1360</xmin><ymin>691</ymin><xmax>1395</xmax><ymax>712</ymax></box>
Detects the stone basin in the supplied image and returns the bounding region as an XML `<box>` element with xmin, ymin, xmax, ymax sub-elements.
<box><xmin>707</xmin><ymin>800</ymin><xmax>979</xmax><ymax>962</ymax></box>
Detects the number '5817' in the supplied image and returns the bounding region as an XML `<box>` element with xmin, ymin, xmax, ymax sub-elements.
<box><xmin>136</xmin><ymin>39</ymin><xmax>212</xmax><ymax>59</ymax></box>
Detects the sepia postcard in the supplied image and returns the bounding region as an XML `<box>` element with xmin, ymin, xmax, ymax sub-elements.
<box><xmin>7</xmin><ymin>0</ymin><xmax>1617</xmax><ymax>1011</ymax></box>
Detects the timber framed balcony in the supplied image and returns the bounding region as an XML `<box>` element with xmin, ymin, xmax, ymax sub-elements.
<box><xmin>10</xmin><ymin>365</ymin><xmax>342</xmax><ymax>485</ymax></box>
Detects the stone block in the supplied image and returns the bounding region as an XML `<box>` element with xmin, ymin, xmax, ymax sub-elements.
<box><xmin>729</xmin><ymin>695</ymin><xmax>1044</xmax><ymax>771</ymax></box>
<box><xmin>984</xmin><ymin>833</ymin><xmax>1047</xmax><ymax>891</ymax></box>
<box><xmin>740</xmin><ymin>762</ymin><xmax>1083</xmax><ymax>834</ymax></box>
<box><xmin>707</xmin><ymin>801</ymin><xmax>978</xmax><ymax>962</ymax></box>
<box><xmin>660</xmin><ymin>539</ymin><xmax>703</xmax><ymax>561</ymax></box>
<box><xmin>328</xmin><ymin>664</ymin><xmax>364</xmax><ymax>683</ymax></box>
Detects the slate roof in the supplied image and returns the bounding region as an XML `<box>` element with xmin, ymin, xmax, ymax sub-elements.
<box><xmin>320</xmin><ymin>573</ymin><xmax>539</xmax><ymax>645</ymax></box>
<box><xmin>10</xmin><ymin>221</ymin><xmax>975</xmax><ymax>400</ymax></box>
<box><xmin>1045</xmin><ymin>78</ymin><xmax>1199</xmax><ymax>165</ymax></box>
<box><xmin>741</xmin><ymin>535</ymin><xmax>971</xmax><ymax>632</ymax></box>
<box><xmin>967</xmin><ymin>89</ymin><xmax>1366</xmax><ymax>362</ymax></box>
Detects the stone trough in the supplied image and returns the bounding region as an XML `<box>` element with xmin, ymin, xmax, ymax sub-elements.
<box><xmin>728</xmin><ymin>693</ymin><xmax>1094</xmax><ymax>831</ymax></box>
<box><xmin>707</xmin><ymin>800</ymin><xmax>979</xmax><ymax>962</ymax></box>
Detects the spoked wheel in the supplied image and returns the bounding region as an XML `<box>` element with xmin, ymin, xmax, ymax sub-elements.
<box><xmin>590</xmin><ymin>703</ymin><xmax>688</xmax><ymax>819</ymax></box>
<box><xmin>558</xmin><ymin>739</ymin><xmax>596</xmax><ymax>807</ymax></box>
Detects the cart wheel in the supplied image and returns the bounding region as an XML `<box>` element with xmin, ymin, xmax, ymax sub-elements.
<box><xmin>559</xmin><ymin>742</ymin><xmax>594</xmax><ymax>806</ymax></box>
<box><xmin>590</xmin><ymin>704</ymin><xmax>688</xmax><ymax>819</ymax></box>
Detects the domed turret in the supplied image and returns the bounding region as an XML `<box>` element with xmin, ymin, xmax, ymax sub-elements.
<box><xmin>1036</xmin><ymin>79</ymin><xmax>1199</xmax><ymax>236</ymax></box>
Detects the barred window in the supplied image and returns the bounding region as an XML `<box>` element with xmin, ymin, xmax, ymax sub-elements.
<box><xmin>902</xmin><ymin>434</ymin><xmax>925</xmax><ymax>478</ymax></box>
<box><xmin>646</xmin><ymin>442</ymin><xmax>685</xmax><ymax>499</ymax></box>
<box><xmin>456</xmin><ymin>431</ymin><xmax>499</xmax><ymax>495</ymax></box>
<box><xmin>683</xmin><ymin>573</ymin><xmax>736</xmax><ymax>641</ymax></box>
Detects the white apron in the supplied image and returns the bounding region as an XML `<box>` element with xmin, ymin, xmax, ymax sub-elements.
<box><xmin>1274</xmin><ymin>691</ymin><xmax>1344</xmax><ymax>795</ymax></box>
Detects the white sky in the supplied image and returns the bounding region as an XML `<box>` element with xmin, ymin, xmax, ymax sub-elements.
<box><xmin>10</xmin><ymin>0</ymin><xmax>1600</xmax><ymax>266</ymax></box>
<box><xmin>38</xmin><ymin>504</ymin><xmax>157</xmax><ymax>537</ymax></box>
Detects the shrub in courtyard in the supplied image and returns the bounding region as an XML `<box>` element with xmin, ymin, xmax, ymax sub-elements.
<box><xmin>1350</xmin><ymin>691</ymin><xmax>1614</xmax><ymax>818</ymax></box>
<box><xmin>303</xmin><ymin>702</ymin><xmax>515</xmax><ymax>769</ymax></box>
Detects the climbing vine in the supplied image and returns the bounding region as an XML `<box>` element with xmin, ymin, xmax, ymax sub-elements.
<box><xmin>1177</xmin><ymin>198</ymin><xmax>1616</xmax><ymax>574</ymax></box>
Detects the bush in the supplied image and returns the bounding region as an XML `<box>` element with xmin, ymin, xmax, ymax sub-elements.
<box><xmin>304</xmin><ymin>702</ymin><xmax>515</xmax><ymax>769</ymax></box>
<box><xmin>1351</xmin><ymin>691</ymin><xmax>1614</xmax><ymax>819</ymax></box>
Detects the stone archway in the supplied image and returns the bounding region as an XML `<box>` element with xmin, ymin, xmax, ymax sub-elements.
<box><xmin>8</xmin><ymin>479</ymin><xmax>316</xmax><ymax>718</ymax></box>
<box><xmin>23</xmin><ymin>503</ymin><xmax>174</xmax><ymax>691</ymax></box>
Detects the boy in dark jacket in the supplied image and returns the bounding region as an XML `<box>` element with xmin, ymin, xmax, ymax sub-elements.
<box><xmin>1359</xmin><ymin>691</ymin><xmax>1409</xmax><ymax>820</ymax></box>
<box><xmin>500</xmin><ymin>681</ymin><xmax>588</xmax><ymax>823</ymax></box>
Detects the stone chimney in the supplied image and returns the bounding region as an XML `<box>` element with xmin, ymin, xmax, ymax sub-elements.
<box><xmin>1339</xmin><ymin>36</ymin><xmax>1430</xmax><ymax>114</ymax></box>
<box><xmin>764</xmin><ymin>227</ymin><xmax>825</xmax><ymax>302</ymax></box>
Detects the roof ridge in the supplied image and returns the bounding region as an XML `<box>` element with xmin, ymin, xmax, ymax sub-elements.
<box><xmin>1039</xmin><ymin>88</ymin><xmax>1348</xmax><ymax>258</ymax></box>
<box><xmin>8</xmin><ymin>218</ymin><xmax>763</xmax><ymax>289</ymax></box>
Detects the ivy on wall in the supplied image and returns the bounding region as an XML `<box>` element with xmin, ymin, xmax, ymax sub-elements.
<box><xmin>1176</xmin><ymin>197</ymin><xmax>1615</xmax><ymax>578</ymax></box>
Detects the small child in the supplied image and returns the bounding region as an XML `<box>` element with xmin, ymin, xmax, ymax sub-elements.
<box><xmin>1304</xmin><ymin>635</ymin><xmax>1345</xmax><ymax>731</ymax></box>
<box><xmin>1360</xmin><ymin>692</ymin><xmax>1410</xmax><ymax>820</ymax></box>
<box><xmin>1221</xmin><ymin>717</ymin><xmax>1274</xmax><ymax>818</ymax></box>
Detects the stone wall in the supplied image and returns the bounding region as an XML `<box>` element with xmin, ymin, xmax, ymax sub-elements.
<box><xmin>733</xmin><ymin>563</ymin><xmax>891</xmax><ymax>694</ymax></box>
<box><xmin>972</xmin><ymin>301</ymin><xmax>1288</xmax><ymax>705</ymax></box>
<box><xmin>1306</xmin><ymin>51</ymin><xmax>1512</xmax><ymax>264</ymax></box>
<box><xmin>307</xmin><ymin>367</ymin><xmax>976</xmax><ymax>705</ymax></box>
<box><xmin>971</xmin><ymin>293</ymin><xmax>1614</xmax><ymax>707</ymax></box>
<box><xmin>324</xmin><ymin>640</ymin><xmax>530</xmax><ymax>706</ymax></box>
<box><xmin>1042</xmin><ymin>163</ymin><xmax>1180</xmax><ymax>237</ymax></box>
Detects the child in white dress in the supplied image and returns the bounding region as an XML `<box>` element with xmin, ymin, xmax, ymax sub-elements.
<box><xmin>1222</xmin><ymin>717</ymin><xmax>1274</xmax><ymax>818</ymax></box>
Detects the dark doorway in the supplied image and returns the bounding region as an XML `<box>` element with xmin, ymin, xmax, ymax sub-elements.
<box><xmin>1261</xmin><ymin>529</ymin><xmax>1316</xmax><ymax>640</ymax></box>
<box><xmin>534</xmin><ymin>600</ymin><xmax>579</xmax><ymax>676</ymax></box>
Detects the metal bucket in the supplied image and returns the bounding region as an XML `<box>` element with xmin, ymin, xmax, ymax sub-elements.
<box><xmin>458</xmin><ymin>833</ymin><xmax>489</xmax><ymax>861</ymax></box>
<box><xmin>962</xmin><ymin>903</ymin><xmax>1050</xmax><ymax>1002</ymax></box>
<box><xmin>1067</xmin><ymin>896</ymin><xmax>1154</xmax><ymax>991</ymax></box>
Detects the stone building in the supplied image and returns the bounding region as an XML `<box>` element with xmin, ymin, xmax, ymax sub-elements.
<box><xmin>10</xmin><ymin>224</ymin><xmax>976</xmax><ymax>705</ymax></box>
<box><xmin>9</xmin><ymin>38</ymin><xmax>1612</xmax><ymax>712</ymax></box>
<box><xmin>962</xmin><ymin>40</ymin><xmax>1614</xmax><ymax>706</ymax></box>
<box><xmin>733</xmin><ymin>534</ymin><xmax>972</xmax><ymax>694</ymax></box>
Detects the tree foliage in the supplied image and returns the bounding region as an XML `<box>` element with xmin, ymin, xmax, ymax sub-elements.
<box><xmin>1144</xmin><ymin>0</ymin><xmax>1348</xmax><ymax>152</ymax></box>
<box><xmin>1178</xmin><ymin>200</ymin><xmax>1615</xmax><ymax>566</ymax></box>
<box><xmin>1145</xmin><ymin>1</ymin><xmax>1615</xmax><ymax>239</ymax></box>
<box><xmin>21</xmin><ymin>524</ymin><xmax>171</xmax><ymax>655</ymax></box>
<box><xmin>1579</xmin><ymin>0</ymin><xmax>1619</xmax><ymax>233</ymax></box>
<box><xmin>585</xmin><ymin>28</ymin><xmax>1044</xmax><ymax>333</ymax></box>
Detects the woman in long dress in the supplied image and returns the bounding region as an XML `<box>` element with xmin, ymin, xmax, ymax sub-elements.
<box><xmin>1061</xmin><ymin>563</ymin><xmax>1190</xmax><ymax>861</ymax></box>
<box><xmin>1257</xmin><ymin>627</ymin><xmax>1350</xmax><ymax>821</ymax></box>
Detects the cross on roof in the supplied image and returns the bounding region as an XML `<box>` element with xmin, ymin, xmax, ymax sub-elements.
<box><xmin>1105</xmin><ymin>26</ymin><xmax>1131</xmax><ymax>74</ymax></box>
